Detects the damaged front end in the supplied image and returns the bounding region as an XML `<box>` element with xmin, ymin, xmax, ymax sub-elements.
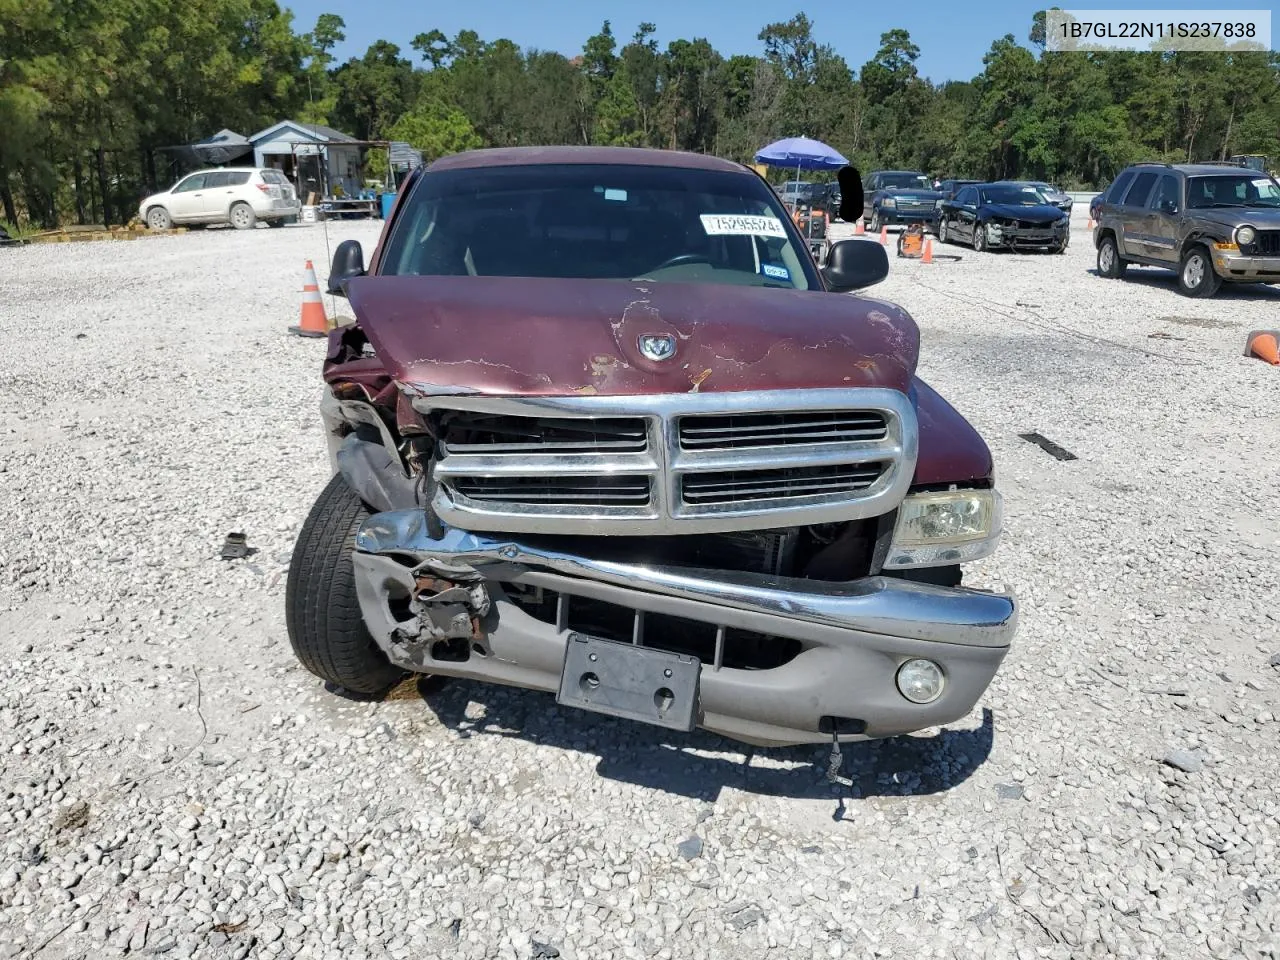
<box><xmin>312</xmin><ymin>276</ymin><xmax>1015</xmax><ymax>747</ymax></box>
<box><xmin>349</xmin><ymin>517</ymin><xmax>1016</xmax><ymax>746</ymax></box>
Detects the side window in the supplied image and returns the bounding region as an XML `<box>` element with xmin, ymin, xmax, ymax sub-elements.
<box><xmin>173</xmin><ymin>174</ymin><xmax>207</xmax><ymax>193</ymax></box>
<box><xmin>1107</xmin><ymin>170</ymin><xmax>1135</xmax><ymax>203</ymax></box>
<box><xmin>1151</xmin><ymin>175</ymin><xmax>1180</xmax><ymax>212</ymax></box>
<box><xmin>205</xmin><ymin>172</ymin><xmax>230</xmax><ymax>188</ymax></box>
<box><xmin>956</xmin><ymin>187</ymin><xmax>976</xmax><ymax>205</ymax></box>
<box><xmin>224</xmin><ymin>171</ymin><xmax>251</xmax><ymax>186</ymax></box>
<box><xmin>1122</xmin><ymin>172</ymin><xmax>1157</xmax><ymax>207</ymax></box>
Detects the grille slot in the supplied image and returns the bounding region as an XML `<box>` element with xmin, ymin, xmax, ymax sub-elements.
<box><xmin>509</xmin><ymin>585</ymin><xmax>803</xmax><ymax>671</ymax></box>
<box><xmin>452</xmin><ymin>475</ymin><xmax>651</xmax><ymax>505</ymax></box>
<box><xmin>681</xmin><ymin>463</ymin><xmax>885</xmax><ymax>505</ymax></box>
<box><xmin>679</xmin><ymin>411</ymin><xmax>887</xmax><ymax>450</ymax></box>
<box><xmin>1251</xmin><ymin>230</ymin><xmax>1280</xmax><ymax>256</ymax></box>
<box><xmin>441</xmin><ymin>414</ymin><xmax>648</xmax><ymax>454</ymax></box>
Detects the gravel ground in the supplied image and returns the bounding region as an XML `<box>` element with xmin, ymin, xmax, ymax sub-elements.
<box><xmin>1</xmin><ymin>212</ymin><xmax>1278</xmax><ymax>960</ymax></box>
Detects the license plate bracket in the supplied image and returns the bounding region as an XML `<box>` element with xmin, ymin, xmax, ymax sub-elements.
<box><xmin>556</xmin><ymin>633</ymin><xmax>700</xmax><ymax>732</ymax></box>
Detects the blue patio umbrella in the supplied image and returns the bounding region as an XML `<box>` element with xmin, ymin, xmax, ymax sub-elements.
<box><xmin>755</xmin><ymin>137</ymin><xmax>849</xmax><ymax>214</ymax></box>
<box><xmin>754</xmin><ymin>136</ymin><xmax>849</xmax><ymax>171</ymax></box>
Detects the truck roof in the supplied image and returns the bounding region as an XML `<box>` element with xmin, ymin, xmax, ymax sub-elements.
<box><xmin>428</xmin><ymin>146</ymin><xmax>752</xmax><ymax>175</ymax></box>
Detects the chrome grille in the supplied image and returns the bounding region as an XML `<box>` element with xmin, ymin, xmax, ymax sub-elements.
<box><xmin>420</xmin><ymin>388</ymin><xmax>918</xmax><ymax>535</ymax></box>
<box><xmin>678</xmin><ymin>411</ymin><xmax>887</xmax><ymax>450</ymax></box>
<box><xmin>681</xmin><ymin>463</ymin><xmax>886</xmax><ymax>505</ymax></box>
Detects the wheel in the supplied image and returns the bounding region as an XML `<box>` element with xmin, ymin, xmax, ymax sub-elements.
<box><xmin>938</xmin><ymin>216</ymin><xmax>951</xmax><ymax>244</ymax></box>
<box><xmin>1054</xmin><ymin>234</ymin><xmax>1068</xmax><ymax>254</ymax></box>
<box><xmin>146</xmin><ymin>207</ymin><xmax>172</xmax><ymax>230</ymax></box>
<box><xmin>1097</xmin><ymin>235</ymin><xmax>1126</xmax><ymax>278</ymax></box>
<box><xmin>229</xmin><ymin>202</ymin><xmax>257</xmax><ymax>230</ymax></box>
<box><xmin>285</xmin><ymin>473</ymin><xmax>407</xmax><ymax>696</ymax></box>
<box><xmin>973</xmin><ymin>222</ymin><xmax>988</xmax><ymax>252</ymax></box>
<box><xmin>869</xmin><ymin>209</ymin><xmax>881</xmax><ymax>232</ymax></box>
<box><xmin>1177</xmin><ymin>244</ymin><xmax>1222</xmax><ymax>298</ymax></box>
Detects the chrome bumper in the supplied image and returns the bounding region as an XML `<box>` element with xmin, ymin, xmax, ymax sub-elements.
<box><xmin>353</xmin><ymin>510</ymin><xmax>1018</xmax><ymax>746</ymax></box>
<box><xmin>1212</xmin><ymin>250</ymin><xmax>1280</xmax><ymax>280</ymax></box>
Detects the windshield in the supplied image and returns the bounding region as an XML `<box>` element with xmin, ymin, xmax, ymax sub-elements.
<box><xmin>980</xmin><ymin>184</ymin><xmax>1049</xmax><ymax>205</ymax></box>
<box><xmin>882</xmin><ymin>173</ymin><xmax>931</xmax><ymax>190</ymax></box>
<box><xmin>381</xmin><ymin>163</ymin><xmax>818</xmax><ymax>290</ymax></box>
<box><xmin>1187</xmin><ymin>174</ymin><xmax>1280</xmax><ymax>208</ymax></box>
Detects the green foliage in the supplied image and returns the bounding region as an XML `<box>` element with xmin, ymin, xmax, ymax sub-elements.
<box><xmin>387</xmin><ymin>100</ymin><xmax>483</xmax><ymax>160</ymax></box>
<box><xmin>2</xmin><ymin>6</ymin><xmax>1278</xmax><ymax>230</ymax></box>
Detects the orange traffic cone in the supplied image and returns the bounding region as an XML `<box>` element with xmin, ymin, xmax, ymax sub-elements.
<box><xmin>854</xmin><ymin>219</ymin><xmax>865</xmax><ymax>235</ymax></box>
<box><xmin>290</xmin><ymin>260</ymin><xmax>329</xmax><ymax>338</ymax></box>
<box><xmin>879</xmin><ymin>225</ymin><xmax>888</xmax><ymax>245</ymax></box>
<box><xmin>922</xmin><ymin>237</ymin><xmax>934</xmax><ymax>263</ymax></box>
<box><xmin>1245</xmin><ymin>329</ymin><xmax>1280</xmax><ymax>364</ymax></box>
<box><xmin>1087</xmin><ymin>216</ymin><xmax>1095</xmax><ymax>229</ymax></box>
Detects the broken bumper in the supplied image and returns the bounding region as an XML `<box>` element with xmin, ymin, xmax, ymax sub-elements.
<box><xmin>351</xmin><ymin>510</ymin><xmax>1018</xmax><ymax>746</ymax></box>
<box><xmin>987</xmin><ymin>224</ymin><xmax>1068</xmax><ymax>247</ymax></box>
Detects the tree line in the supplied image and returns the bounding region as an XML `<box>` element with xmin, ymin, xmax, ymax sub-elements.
<box><xmin>2</xmin><ymin>2</ymin><xmax>1277</xmax><ymax>229</ymax></box>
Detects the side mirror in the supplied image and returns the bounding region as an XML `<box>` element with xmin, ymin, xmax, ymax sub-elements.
<box><xmin>821</xmin><ymin>239</ymin><xmax>889</xmax><ymax>293</ymax></box>
<box><xmin>328</xmin><ymin>239</ymin><xmax>366</xmax><ymax>297</ymax></box>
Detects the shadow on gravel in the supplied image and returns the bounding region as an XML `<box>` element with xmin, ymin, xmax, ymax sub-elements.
<box><xmin>1084</xmin><ymin>267</ymin><xmax>1280</xmax><ymax>300</ymax></box>
<box><xmin>411</xmin><ymin>677</ymin><xmax>994</xmax><ymax>802</ymax></box>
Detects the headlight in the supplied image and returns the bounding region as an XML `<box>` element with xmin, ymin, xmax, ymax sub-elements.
<box><xmin>1237</xmin><ymin>225</ymin><xmax>1257</xmax><ymax>246</ymax></box>
<box><xmin>881</xmin><ymin>197</ymin><xmax>896</xmax><ymax>208</ymax></box>
<box><xmin>883</xmin><ymin>489</ymin><xmax>1003</xmax><ymax>569</ymax></box>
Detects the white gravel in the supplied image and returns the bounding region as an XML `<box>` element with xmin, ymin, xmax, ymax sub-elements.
<box><xmin>1</xmin><ymin>213</ymin><xmax>1278</xmax><ymax>960</ymax></box>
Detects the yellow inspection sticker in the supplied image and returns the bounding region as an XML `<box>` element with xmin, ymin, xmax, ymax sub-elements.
<box><xmin>699</xmin><ymin>214</ymin><xmax>788</xmax><ymax>238</ymax></box>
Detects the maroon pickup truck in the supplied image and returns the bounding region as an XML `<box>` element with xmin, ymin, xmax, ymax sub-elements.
<box><xmin>285</xmin><ymin>146</ymin><xmax>1017</xmax><ymax>748</ymax></box>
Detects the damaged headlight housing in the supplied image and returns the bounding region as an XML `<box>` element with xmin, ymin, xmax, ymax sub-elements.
<box><xmin>884</xmin><ymin>489</ymin><xmax>1003</xmax><ymax>569</ymax></box>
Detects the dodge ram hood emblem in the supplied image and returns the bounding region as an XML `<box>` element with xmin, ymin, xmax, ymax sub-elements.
<box><xmin>638</xmin><ymin>334</ymin><xmax>676</xmax><ymax>362</ymax></box>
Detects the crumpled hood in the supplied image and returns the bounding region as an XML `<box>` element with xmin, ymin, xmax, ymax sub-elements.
<box><xmin>982</xmin><ymin>203</ymin><xmax>1067</xmax><ymax>223</ymax></box>
<box><xmin>344</xmin><ymin>275</ymin><xmax>920</xmax><ymax>397</ymax></box>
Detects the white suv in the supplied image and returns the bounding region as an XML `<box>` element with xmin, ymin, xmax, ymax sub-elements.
<box><xmin>139</xmin><ymin>168</ymin><xmax>301</xmax><ymax>230</ymax></box>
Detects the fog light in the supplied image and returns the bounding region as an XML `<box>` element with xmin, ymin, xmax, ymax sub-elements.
<box><xmin>896</xmin><ymin>659</ymin><xmax>945</xmax><ymax>704</ymax></box>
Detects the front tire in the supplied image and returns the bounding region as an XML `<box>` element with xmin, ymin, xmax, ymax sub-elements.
<box><xmin>230</xmin><ymin>202</ymin><xmax>257</xmax><ymax>230</ymax></box>
<box><xmin>146</xmin><ymin>207</ymin><xmax>172</xmax><ymax>230</ymax></box>
<box><xmin>938</xmin><ymin>216</ymin><xmax>951</xmax><ymax>244</ymax></box>
<box><xmin>285</xmin><ymin>474</ymin><xmax>406</xmax><ymax>696</ymax></box>
<box><xmin>869</xmin><ymin>209</ymin><xmax>881</xmax><ymax>232</ymax></box>
<box><xmin>1097</xmin><ymin>235</ymin><xmax>1126</xmax><ymax>278</ymax></box>
<box><xmin>973</xmin><ymin>222</ymin><xmax>988</xmax><ymax>252</ymax></box>
<box><xmin>1178</xmin><ymin>244</ymin><xmax>1222</xmax><ymax>298</ymax></box>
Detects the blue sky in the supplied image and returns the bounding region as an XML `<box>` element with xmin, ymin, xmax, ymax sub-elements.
<box><xmin>283</xmin><ymin>0</ymin><xmax>1278</xmax><ymax>83</ymax></box>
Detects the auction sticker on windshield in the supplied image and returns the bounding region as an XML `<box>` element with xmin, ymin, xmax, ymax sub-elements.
<box><xmin>700</xmin><ymin>214</ymin><xmax>788</xmax><ymax>238</ymax></box>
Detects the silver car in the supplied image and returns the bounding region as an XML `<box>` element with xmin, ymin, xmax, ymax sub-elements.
<box><xmin>138</xmin><ymin>167</ymin><xmax>301</xmax><ymax>230</ymax></box>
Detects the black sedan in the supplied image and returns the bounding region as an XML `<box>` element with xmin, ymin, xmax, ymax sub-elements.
<box><xmin>937</xmin><ymin>181</ymin><xmax>1071</xmax><ymax>253</ymax></box>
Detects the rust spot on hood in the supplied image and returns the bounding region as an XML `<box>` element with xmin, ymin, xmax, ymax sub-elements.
<box><xmin>689</xmin><ymin>368</ymin><xmax>713</xmax><ymax>392</ymax></box>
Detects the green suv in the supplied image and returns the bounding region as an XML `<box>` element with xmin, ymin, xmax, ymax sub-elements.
<box><xmin>1093</xmin><ymin>161</ymin><xmax>1280</xmax><ymax>297</ymax></box>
